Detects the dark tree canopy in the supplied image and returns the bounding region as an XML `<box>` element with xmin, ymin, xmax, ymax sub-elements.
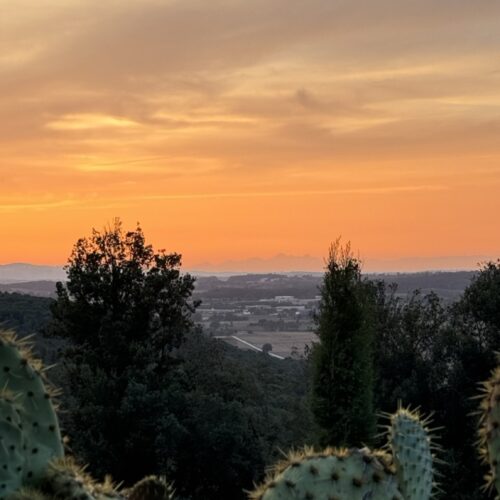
<box><xmin>48</xmin><ymin>218</ymin><xmax>198</xmax><ymax>374</ymax></box>
<box><xmin>311</xmin><ymin>240</ymin><xmax>376</xmax><ymax>447</ymax></box>
<box><xmin>457</xmin><ymin>260</ymin><xmax>500</xmax><ymax>336</ymax></box>
<box><xmin>46</xmin><ymin>219</ymin><xmax>199</xmax><ymax>482</ymax></box>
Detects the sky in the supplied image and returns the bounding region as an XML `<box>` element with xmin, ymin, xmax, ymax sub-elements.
<box><xmin>1</xmin><ymin>0</ymin><xmax>500</xmax><ymax>271</ymax></box>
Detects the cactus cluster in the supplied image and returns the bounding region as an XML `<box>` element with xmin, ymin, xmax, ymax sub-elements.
<box><xmin>251</xmin><ymin>406</ymin><xmax>437</xmax><ymax>500</ymax></box>
<box><xmin>0</xmin><ymin>332</ymin><xmax>64</xmax><ymax>498</ymax></box>
<box><xmin>252</xmin><ymin>355</ymin><xmax>500</xmax><ymax>500</ymax></box>
<box><xmin>0</xmin><ymin>331</ymin><xmax>173</xmax><ymax>500</ymax></box>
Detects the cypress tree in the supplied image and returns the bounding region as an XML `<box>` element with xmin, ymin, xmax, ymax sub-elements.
<box><xmin>311</xmin><ymin>239</ymin><xmax>376</xmax><ymax>447</ymax></box>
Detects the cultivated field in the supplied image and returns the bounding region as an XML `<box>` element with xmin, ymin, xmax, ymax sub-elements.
<box><xmin>217</xmin><ymin>330</ymin><xmax>316</xmax><ymax>358</ymax></box>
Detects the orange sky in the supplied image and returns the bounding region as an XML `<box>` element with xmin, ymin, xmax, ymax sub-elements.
<box><xmin>1</xmin><ymin>0</ymin><xmax>500</xmax><ymax>271</ymax></box>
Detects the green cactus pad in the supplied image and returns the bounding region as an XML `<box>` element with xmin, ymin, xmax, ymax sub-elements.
<box><xmin>128</xmin><ymin>476</ymin><xmax>174</xmax><ymax>500</ymax></box>
<box><xmin>41</xmin><ymin>458</ymin><xmax>97</xmax><ymax>499</ymax></box>
<box><xmin>478</xmin><ymin>365</ymin><xmax>500</xmax><ymax>498</ymax></box>
<box><xmin>0</xmin><ymin>331</ymin><xmax>63</xmax><ymax>488</ymax></box>
<box><xmin>249</xmin><ymin>446</ymin><xmax>403</xmax><ymax>500</ymax></box>
<box><xmin>386</xmin><ymin>407</ymin><xmax>435</xmax><ymax>500</ymax></box>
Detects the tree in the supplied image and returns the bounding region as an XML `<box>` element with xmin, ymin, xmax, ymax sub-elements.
<box><xmin>262</xmin><ymin>343</ymin><xmax>273</xmax><ymax>354</ymax></box>
<box><xmin>46</xmin><ymin>219</ymin><xmax>199</xmax><ymax>482</ymax></box>
<box><xmin>311</xmin><ymin>239</ymin><xmax>376</xmax><ymax>447</ymax></box>
<box><xmin>373</xmin><ymin>288</ymin><xmax>450</xmax><ymax>413</ymax></box>
<box><xmin>440</xmin><ymin>260</ymin><xmax>500</xmax><ymax>499</ymax></box>
<box><xmin>155</xmin><ymin>331</ymin><xmax>313</xmax><ymax>499</ymax></box>
<box><xmin>457</xmin><ymin>260</ymin><xmax>500</xmax><ymax>339</ymax></box>
<box><xmin>371</xmin><ymin>268</ymin><xmax>497</xmax><ymax>500</ymax></box>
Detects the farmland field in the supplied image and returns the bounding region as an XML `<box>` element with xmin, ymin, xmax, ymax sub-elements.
<box><xmin>216</xmin><ymin>330</ymin><xmax>316</xmax><ymax>358</ymax></box>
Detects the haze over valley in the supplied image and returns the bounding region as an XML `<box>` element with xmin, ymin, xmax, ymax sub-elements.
<box><xmin>0</xmin><ymin>261</ymin><xmax>477</xmax><ymax>358</ymax></box>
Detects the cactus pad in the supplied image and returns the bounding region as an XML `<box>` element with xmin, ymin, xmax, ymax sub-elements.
<box><xmin>386</xmin><ymin>407</ymin><xmax>435</xmax><ymax>500</ymax></box>
<box><xmin>250</xmin><ymin>446</ymin><xmax>403</xmax><ymax>500</ymax></box>
<box><xmin>0</xmin><ymin>331</ymin><xmax>63</xmax><ymax>498</ymax></box>
<box><xmin>128</xmin><ymin>475</ymin><xmax>175</xmax><ymax>500</ymax></box>
<box><xmin>42</xmin><ymin>458</ymin><xmax>97</xmax><ymax>499</ymax></box>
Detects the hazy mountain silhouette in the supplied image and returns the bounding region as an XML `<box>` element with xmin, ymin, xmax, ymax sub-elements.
<box><xmin>0</xmin><ymin>254</ymin><xmax>492</xmax><ymax>285</ymax></box>
<box><xmin>193</xmin><ymin>254</ymin><xmax>494</xmax><ymax>273</ymax></box>
<box><xmin>193</xmin><ymin>254</ymin><xmax>323</xmax><ymax>273</ymax></box>
<box><xmin>0</xmin><ymin>263</ymin><xmax>66</xmax><ymax>283</ymax></box>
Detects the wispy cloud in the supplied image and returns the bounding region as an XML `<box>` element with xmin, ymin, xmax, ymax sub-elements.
<box><xmin>0</xmin><ymin>199</ymin><xmax>76</xmax><ymax>213</ymax></box>
<box><xmin>46</xmin><ymin>114</ymin><xmax>141</xmax><ymax>131</ymax></box>
<box><xmin>130</xmin><ymin>185</ymin><xmax>448</xmax><ymax>201</ymax></box>
<box><xmin>0</xmin><ymin>184</ymin><xmax>448</xmax><ymax>213</ymax></box>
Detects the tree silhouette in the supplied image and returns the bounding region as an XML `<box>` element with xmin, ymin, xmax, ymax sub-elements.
<box><xmin>46</xmin><ymin>218</ymin><xmax>198</xmax><ymax>482</ymax></box>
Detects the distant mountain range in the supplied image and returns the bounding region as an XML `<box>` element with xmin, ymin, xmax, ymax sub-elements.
<box><xmin>1</xmin><ymin>253</ymin><xmax>495</xmax><ymax>284</ymax></box>
<box><xmin>193</xmin><ymin>254</ymin><xmax>324</xmax><ymax>273</ymax></box>
<box><xmin>193</xmin><ymin>254</ymin><xmax>495</xmax><ymax>273</ymax></box>
<box><xmin>0</xmin><ymin>262</ymin><xmax>478</xmax><ymax>302</ymax></box>
<box><xmin>0</xmin><ymin>263</ymin><xmax>66</xmax><ymax>283</ymax></box>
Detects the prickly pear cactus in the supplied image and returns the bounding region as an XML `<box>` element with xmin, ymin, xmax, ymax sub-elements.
<box><xmin>250</xmin><ymin>447</ymin><xmax>403</xmax><ymax>500</ymax></box>
<box><xmin>250</xmin><ymin>404</ymin><xmax>439</xmax><ymax>500</ymax></box>
<box><xmin>478</xmin><ymin>365</ymin><xmax>500</xmax><ymax>498</ymax></box>
<box><xmin>385</xmin><ymin>407</ymin><xmax>435</xmax><ymax>500</ymax></box>
<box><xmin>0</xmin><ymin>331</ymin><xmax>64</xmax><ymax>498</ymax></box>
<box><xmin>128</xmin><ymin>476</ymin><xmax>175</xmax><ymax>500</ymax></box>
<box><xmin>0</xmin><ymin>331</ymin><xmax>173</xmax><ymax>500</ymax></box>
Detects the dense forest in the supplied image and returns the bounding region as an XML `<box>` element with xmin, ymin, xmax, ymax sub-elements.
<box><xmin>1</xmin><ymin>231</ymin><xmax>500</xmax><ymax>498</ymax></box>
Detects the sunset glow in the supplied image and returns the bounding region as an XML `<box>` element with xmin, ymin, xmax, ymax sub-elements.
<box><xmin>2</xmin><ymin>0</ymin><xmax>500</xmax><ymax>271</ymax></box>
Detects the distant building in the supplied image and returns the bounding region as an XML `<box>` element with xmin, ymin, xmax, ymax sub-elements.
<box><xmin>274</xmin><ymin>295</ymin><xmax>295</xmax><ymax>302</ymax></box>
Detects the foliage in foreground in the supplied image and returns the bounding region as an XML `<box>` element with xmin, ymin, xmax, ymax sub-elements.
<box><xmin>251</xmin><ymin>407</ymin><xmax>436</xmax><ymax>500</ymax></box>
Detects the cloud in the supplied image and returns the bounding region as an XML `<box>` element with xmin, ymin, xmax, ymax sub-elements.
<box><xmin>46</xmin><ymin>114</ymin><xmax>141</xmax><ymax>130</ymax></box>
<box><xmin>2</xmin><ymin>0</ymin><xmax>500</xmax><ymax>196</ymax></box>
<box><xmin>4</xmin><ymin>0</ymin><xmax>500</xmax><ymax>95</ymax></box>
